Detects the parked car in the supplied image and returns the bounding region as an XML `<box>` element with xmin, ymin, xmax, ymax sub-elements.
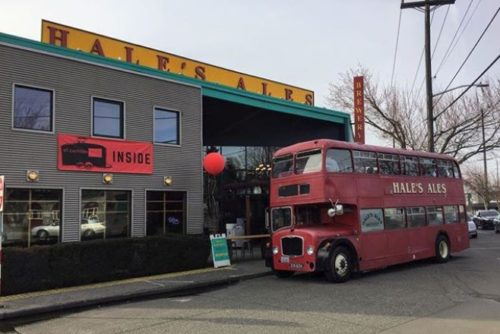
<box><xmin>494</xmin><ymin>215</ymin><xmax>500</xmax><ymax>234</ymax></box>
<box><xmin>467</xmin><ymin>216</ymin><xmax>478</xmax><ymax>239</ymax></box>
<box><xmin>473</xmin><ymin>210</ymin><xmax>500</xmax><ymax>230</ymax></box>
<box><xmin>32</xmin><ymin>218</ymin><xmax>105</xmax><ymax>240</ymax></box>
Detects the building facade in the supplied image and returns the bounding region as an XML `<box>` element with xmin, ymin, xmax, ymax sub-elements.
<box><xmin>0</xmin><ymin>25</ymin><xmax>351</xmax><ymax>248</ymax></box>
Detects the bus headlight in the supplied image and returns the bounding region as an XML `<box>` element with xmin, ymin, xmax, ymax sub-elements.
<box><xmin>306</xmin><ymin>245</ymin><xmax>314</xmax><ymax>256</ymax></box>
<box><xmin>272</xmin><ymin>246</ymin><xmax>279</xmax><ymax>255</ymax></box>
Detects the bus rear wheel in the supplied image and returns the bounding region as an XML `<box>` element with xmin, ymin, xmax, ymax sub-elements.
<box><xmin>325</xmin><ymin>246</ymin><xmax>352</xmax><ymax>283</ymax></box>
<box><xmin>435</xmin><ymin>235</ymin><xmax>450</xmax><ymax>263</ymax></box>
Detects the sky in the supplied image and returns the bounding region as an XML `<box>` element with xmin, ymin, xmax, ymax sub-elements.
<box><xmin>1</xmin><ymin>0</ymin><xmax>499</xmax><ymax>169</ymax></box>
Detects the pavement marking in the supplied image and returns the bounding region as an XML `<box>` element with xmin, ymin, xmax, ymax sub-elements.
<box><xmin>0</xmin><ymin>265</ymin><xmax>236</xmax><ymax>302</ymax></box>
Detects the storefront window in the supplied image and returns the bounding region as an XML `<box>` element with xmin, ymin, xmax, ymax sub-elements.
<box><xmin>146</xmin><ymin>191</ymin><xmax>186</xmax><ymax>235</ymax></box>
<box><xmin>81</xmin><ymin>190</ymin><xmax>130</xmax><ymax>240</ymax></box>
<box><xmin>13</xmin><ymin>85</ymin><xmax>53</xmax><ymax>132</ymax></box>
<box><xmin>3</xmin><ymin>188</ymin><xmax>62</xmax><ymax>247</ymax></box>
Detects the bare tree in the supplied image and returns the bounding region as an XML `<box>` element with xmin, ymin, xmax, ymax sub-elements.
<box><xmin>327</xmin><ymin>66</ymin><xmax>500</xmax><ymax>164</ymax></box>
<box><xmin>463</xmin><ymin>167</ymin><xmax>496</xmax><ymax>210</ymax></box>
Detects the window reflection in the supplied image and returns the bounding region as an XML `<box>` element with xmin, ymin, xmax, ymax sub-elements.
<box><xmin>81</xmin><ymin>190</ymin><xmax>130</xmax><ymax>240</ymax></box>
<box><xmin>14</xmin><ymin>85</ymin><xmax>53</xmax><ymax>132</ymax></box>
<box><xmin>3</xmin><ymin>188</ymin><xmax>62</xmax><ymax>247</ymax></box>
<box><xmin>93</xmin><ymin>98</ymin><xmax>124</xmax><ymax>138</ymax></box>
<box><xmin>154</xmin><ymin>108</ymin><xmax>180</xmax><ymax>145</ymax></box>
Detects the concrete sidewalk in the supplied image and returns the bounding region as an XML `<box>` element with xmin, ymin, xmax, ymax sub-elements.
<box><xmin>0</xmin><ymin>259</ymin><xmax>271</xmax><ymax>321</ymax></box>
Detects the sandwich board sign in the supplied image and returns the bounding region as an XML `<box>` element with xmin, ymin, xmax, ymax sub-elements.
<box><xmin>210</xmin><ymin>234</ymin><xmax>230</xmax><ymax>268</ymax></box>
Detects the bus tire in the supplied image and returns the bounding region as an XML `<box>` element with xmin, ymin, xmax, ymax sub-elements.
<box><xmin>325</xmin><ymin>246</ymin><xmax>352</xmax><ymax>283</ymax></box>
<box><xmin>273</xmin><ymin>270</ymin><xmax>294</xmax><ymax>279</ymax></box>
<box><xmin>435</xmin><ymin>235</ymin><xmax>450</xmax><ymax>263</ymax></box>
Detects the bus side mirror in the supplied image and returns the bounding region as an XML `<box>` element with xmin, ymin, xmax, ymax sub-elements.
<box><xmin>327</xmin><ymin>204</ymin><xmax>344</xmax><ymax>217</ymax></box>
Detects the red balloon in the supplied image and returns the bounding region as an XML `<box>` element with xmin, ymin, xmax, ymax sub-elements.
<box><xmin>203</xmin><ymin>152</ymin><xmax>225</xmax><ymax>175</ymax></box>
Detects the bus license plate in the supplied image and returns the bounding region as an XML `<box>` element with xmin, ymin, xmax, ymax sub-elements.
<box><xmin>281</xmin><ymin>256</ymin><xmax>289</xmax><ymax>263</ymax></box>
<box><xmin>290</xmin><ymin>263</ymin><xmax>303</xmax><ymax>269</ymax></box>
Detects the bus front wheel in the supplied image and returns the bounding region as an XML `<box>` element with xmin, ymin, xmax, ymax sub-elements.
<box><xmin>435</xmin><ymin>235</ymin><xmax>450</xmax><ymax>263</ymax></box>
<box><xmin>325</xmin><ymin>246</ymin><xmax>352</xmax><ymax>283</ymax></box>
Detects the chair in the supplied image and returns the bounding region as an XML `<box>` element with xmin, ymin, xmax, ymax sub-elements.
<box><xmin>231</xmin><ymin>239</ymin><xmax>253</xmax><ymax>258</ymax></box>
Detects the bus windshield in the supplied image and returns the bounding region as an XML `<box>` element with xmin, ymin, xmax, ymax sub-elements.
<box><xmin>271</xmin><ymin>207</ymin><xmax>292</xmax><ymax>231</ymax></box>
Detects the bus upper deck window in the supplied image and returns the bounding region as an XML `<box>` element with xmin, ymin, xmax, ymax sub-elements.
<box><xmin>420</xmin><ymin>158</ymin><xmax>437</xmax><ymax>177</ymax></box>
<box><xmin>353</xmin><ymin>150</ymin><xmax>378</xmax><ymax>174</ymax></box>
<box><xmin>295</xmin><ymin>149</ymin><xmax>322</xmax><ymax>174</ymax></box>
<box><xmin>402</xmin><ymin>156</ymin><xmax>419</xmax><ymax>176</ymax></box>
<box><xmin>326</xmin><ymin>149</ymin><xmax>353</xmax><ymax>172</ymax></box>
<box><xmin>272</xmin><ymin>154</ymin><xmax>293</xmax><ymax>178</ymax></box>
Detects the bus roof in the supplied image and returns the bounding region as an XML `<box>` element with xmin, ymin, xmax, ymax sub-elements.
<box><xmin>273</xmin><ymin>139</ymin><xmax>457</xmax><ymax>161</ymax></box>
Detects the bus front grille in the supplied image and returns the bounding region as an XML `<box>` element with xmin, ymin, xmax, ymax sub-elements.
<box><xmin>281</xmin><ymin>237</ymin><xmax>303</xmax><ymax>256</ymax></box>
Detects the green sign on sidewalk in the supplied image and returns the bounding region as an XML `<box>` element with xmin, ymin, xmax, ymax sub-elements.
<box><xmin>210</xmin><ymin>234</ymin><xmax>231</xmax><ymax>268</ymax></box>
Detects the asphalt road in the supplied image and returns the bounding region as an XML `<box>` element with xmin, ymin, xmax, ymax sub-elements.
<box><xmin>5</xmin><ymin>230</ymin><xmax>500</xmax><ymax>334</ymax></box>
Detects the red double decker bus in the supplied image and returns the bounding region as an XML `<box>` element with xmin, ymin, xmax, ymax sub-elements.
<box><xmin>267</xmin><ymin>139</ymin><xmax>469</xmax><ymax>282</ymax></box>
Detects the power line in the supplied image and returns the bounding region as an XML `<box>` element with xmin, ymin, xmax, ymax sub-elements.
<box><xmin>441</xmin><ymin>0</ymin><xmax>482</xmax><ymax>72</ymax></box>
<box><xmin>435</xmin><ymin>53</ymin><xmax>500</xmax><ymax>119</ymax></box>
<box><xmin>390</xmin><ymin>8</ymin><xmax>403</xmax><ymax>87</ymax></box>
<box><xmin>435</xmin><ymin>5</ymin><xmax>500</xmax><ymax>107</ymax></box>
<box><xmin>433</xmin><ymin>0</ymin><xmax>477</xmax><ymax>77</ymax></box>
<box><xmin>431</xmin><ymin>5</ymin><xmax>451</xmax><ymax>59</ymax></box>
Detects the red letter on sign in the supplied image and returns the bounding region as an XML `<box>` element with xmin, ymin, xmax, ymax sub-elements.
<box><xmin>90</xmin><ymin>39</ymin><xmax>105</xmax><ymax>56</ymax></box>
<box><xmin>48</xmin><ymin>26</ymin><xmax>70</xmax><ymax>47</ymax></box>
<box><xmin>157</xmin><ymin>55</ymin><xmax>170</xmax><ymax>71</ymax></box>
<box><xmin>237</xmin><ymin>77</ymin><xmax>246</xmax><ymax>90</ymax></box>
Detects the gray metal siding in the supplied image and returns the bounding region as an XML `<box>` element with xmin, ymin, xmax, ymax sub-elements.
<box><xmin>0</xmin><ymin>44</ymin><xmax>203</xmax><ymax>241</ymax></box>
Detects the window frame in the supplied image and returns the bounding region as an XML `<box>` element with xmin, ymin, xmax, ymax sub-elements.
<box><xmin>153</xmin><ymin>106</ymin><xmax>181</xmax><ymax>147</ymax></box>
<box><xmin>12</xmin><ymin>83</ymin><xmax>55</xmax><ymax>134</ymax></box>
<box><xmin>91</xmin><ymin>96</ymin><xmax>126</xmax><ymax>139</ymax></box>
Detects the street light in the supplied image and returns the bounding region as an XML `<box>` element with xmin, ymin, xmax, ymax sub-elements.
<box><xmin>432</xmin><ymin>83</ymin><xmax>490</xmax><ymax>121</ymax></box>
<box><xmin>434</xmin><ymin>83</ymin><xmax>491</xmax><ymax>207</ymax></box>
<box><xmin>432</xmin><ymin>83</ymin><xmax>490</xmax><ymax>98</ymax></box>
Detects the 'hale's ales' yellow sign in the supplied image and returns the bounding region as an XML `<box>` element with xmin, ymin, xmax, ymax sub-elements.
<box><xmin>41</xmin><ymin>20</ymin><xmax>314</xmax><ymax>105</ymax></box>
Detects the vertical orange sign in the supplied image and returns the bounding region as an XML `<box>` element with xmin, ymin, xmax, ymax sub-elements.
<box><xmin>353</xmin><ymin>76</ymin><xmax>365</xmax><ymax>144</ymax></box>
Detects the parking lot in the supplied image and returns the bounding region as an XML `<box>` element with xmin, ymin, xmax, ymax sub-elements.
<box><xmin>4</xmin><ymin>229</ymin><xmax>499</xmax><ymax>334</ymax></box>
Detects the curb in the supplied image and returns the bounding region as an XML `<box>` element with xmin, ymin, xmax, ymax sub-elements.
<box><xmin>0</xmin><ymin>270</ymin><xmax>272</xmax><ymax>321</ymax></box>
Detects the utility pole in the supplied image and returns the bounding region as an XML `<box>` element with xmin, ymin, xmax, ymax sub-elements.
<box><xmin>401</xmin><ymin>0</ymin><xmax>455</xmax><ymax>152</ymax></box>
<box><xmin>481</xmin><ymin>108</ymin><xmax>489</xmax><ymax>208</ymax></box>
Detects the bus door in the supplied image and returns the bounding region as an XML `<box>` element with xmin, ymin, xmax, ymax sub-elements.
<box><xmin>383</xmin><ymin>208</ymin><xmax>410</xmax><ymax>264</ymax></box>
<box><xmin>407</xmin><ymin>207</ymin><xmax>431</xmax><ymax>260</ymax></box>
<box><xmin>358</xmin><ymin>209</ymin><xmax>387</xmax><ymax>270</ymax></box>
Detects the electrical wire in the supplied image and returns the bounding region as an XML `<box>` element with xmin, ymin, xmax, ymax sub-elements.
<box><xmin>441</xmin><ymin>0</ymin><xmax>482</xmax><ymax>71</ymax></box>
<box><xmin>431</xmin><ymin>5</ymin><xmax>451</xmax><ymax>60</ymax></box>
<box><xmin>390</xmin><ymin>8</ymin><xmax>403</xmax><ymax>87</ymax></box>
<box><xmin>433</xmin><ymin>0</ymin><xmax>477</xmax><ymax>78</ymax></box>
<box><xmin>435</xmin><ymin>5</ymin><xmax>500</xmax><ymax>107</ymax></box>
